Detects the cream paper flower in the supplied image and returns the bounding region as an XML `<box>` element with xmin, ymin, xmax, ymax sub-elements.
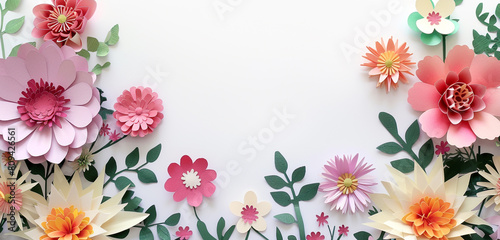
<box><xmin>478</xmin><ymin>156</ymin><xmax>500</xmax><ymax>212</ymax></box>
<box><xmin>230</xmin><ymin>191</ymin><xmax>271</xmax><ymax>233</ymax></box>
<box><xmin>366</xmin><ymin>156</ymin><xmax>486</xmax><ymax>240</ymax></box>
<box><xmin>13</xmin><ymin>165</ymin><xmax>147</xmax><ymax>240</ymax></box>
<box><xmin>415</xmin><ymin>0</ymin><xmax>456</xmax><ymax>35</ymax></box>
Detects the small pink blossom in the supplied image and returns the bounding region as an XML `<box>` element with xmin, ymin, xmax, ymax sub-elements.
<box><xmin>338</xmin><ymin>225</ymin><xmax>349</xmax><ymax>236</ymax></box>
<box><xmin>176</xmin><ymin>226</ymin><xmax>192</xmax><ymax>240</ymax></box>
<box><xmin>316</xmin><ymin>212</ymin><xmax>329</xmax><ymax>227</ymax></box>
<box><xmin>108</xmin><ymin>130</ymin><xmax>121</xmax><ymax>142</ymax></box>
<box><xmin>306</xmin><ymin>232</ymin><xmax>325</xmax><ymax>240</ymax></box>
<box><xmin>99</xmin><ymin>123</ymin><xmax>110</xmax><ymax>136</ymax></box>
<box><xmin>435</xmin><ymin>141</ymin><xmax>450</xmax><ymax>155</ymax></box>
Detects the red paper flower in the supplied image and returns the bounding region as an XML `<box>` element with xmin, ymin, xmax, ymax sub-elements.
<box><xmin>176</xmin><ymin>226</ymin><xmax>193</xmax><ymax>240</ymax></box>
<box><xmin>306</xmin><ymin>232</ymin><xmax>325</xmax><ymax>240</ymax></box>
<box><xmin>338</xmin><ymin>225</ymin><xmax>349</xmax><ymax>236</ymax></box>
<box><xmin>435</xmin><ymin>141</ymin><xmax>450</xmax><ymax>155</ymax></box>
<box><xmin>164</xmin><ymin>155</ymin><xmax>217</xmax><ymax>207</ymax></box>
<box><xmin>408</xmin><ymin>45</ymin><xmax>500</xmax><ymax>147</ymax></box>
<box><xmin>108</xmin><ymin>130</ymin><xmax>121</xmax><ymax>142</ymax></box>
<box><xmin>113</xmin><ymin>86</ymin><xmax>164</xmax><ymax>137</ymax></box>
<box><xmin>316</xmin><ymin>212</ymin><xmax>329</xmax><ymax>227</ymax></box>
<box><xmin>32</xmin><ymin>0</ymin><xmax>97</xmax><ymax>51</ymax></box>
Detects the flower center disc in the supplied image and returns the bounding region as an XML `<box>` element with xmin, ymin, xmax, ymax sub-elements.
<box><xmin>377</xmin><ymin>51</ymin><xmax>400</xmax><ymax>76</ymax></box>
<box><xmin>403</xmin><ymin>196</ymin><xmax>456</xmax><ymax>240</ymax></box>
<box><xmin>0</xmin><ymin>182</ymin><xmax>22</xmax><ymax>214</ymax></box>
<box><xmin>445</xmin><ymin>82</ymin><xmax>474</xmax><ymax>112</ymax></box>
<box><xmin>241</xmin><ymin>205</ymin><xmax>259</xmax><ymax>224</ymax></box>
<box><xmin>337</xmin><ymin>173</ymin><xmax>358</xmax><ymax>194</ymax></box>
<box><xmin>181</xmin><ymin>169</ymin><xmax>202</xmax><ymax>189</ymax></box>
<box><xmin>427</xmin><ymin>11</ymin><xmax>442</xmax><ymax>25</ymax></box>
<box><xmin>57</xmin><ymin>14</ymin><xmax>67</xmax><ymax>23</ymax></box>
<box><xmin>48</xmin><ymin>6</ymin><xmax>77</xmax><ymax>32</ymax></box>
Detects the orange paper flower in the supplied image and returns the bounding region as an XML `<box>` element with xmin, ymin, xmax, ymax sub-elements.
<box><xmin>40</xmin><ymin>206</ymin><xmax>94</xmax><ymax>240</ymax></box>
<box><xmin>402</xmin><ymin>197</ymin><xmax>456</xmax><ymax>239</ymax></box>
<box><xmin>361</xmin><ymin>37</ymin><xmax>415</xmax><ymax>92</ymax></box>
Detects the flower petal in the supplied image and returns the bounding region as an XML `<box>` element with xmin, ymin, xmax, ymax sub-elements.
<box><xmin>416</xmin><ymin>0</ymin><xmax>434</xmax><ymax>17</ymax></box>
<box><xmin>65</xmin><ymin>106</ymin><xmax>92</xmax><ymax>128</ymax></box>
<box><xmin>470</xmin><ymin>53</ymin><xmax>500</xmax><ymax>88</ymax></box>
<box><xmin>62</xmin><ymin>82</ymin><xmax>92</xmax><ymax>106</ymax></box>
<box><xmin>416</xmin><ymin>18</ymin><xmax>435</xmax><ymax>34</ymax></box>
<box><xmin>408</xmin><ymin>82</ymin><xmax>440</xmax><ymax>111</ymax></box>
<box><xmin>483</xmin><ymin>88</ymin><xmax>500</xmax><ymax>116</ymax></box>
<box><xmin>53</xmin><ymin>118</ymin><xmax>76</xmax><ymax>146</ymax></box>
<box><xmin>27</xmin><ymin>126</ymin><xmax>52</xmax><ymax>157</ymax></box>
<box><xmin>447</xmin><ymin>122</ymin><xmax>476</xmax><ymax>148</ymax></box>
<box><xmin>419</xmin><ymin>108</ymin><xmax>450</xmax><ymax>138</ymax></box>
<box><xmin>416</xmin><ymin>56</ymin><xmax>446</xmax><ymax>85</ymax></box>
<box><xmin>469</xmin><ymin>112</ymin><xmax>500</xmax><ymax>140</ymax></box>
<box><xmin>434</xmin><ymin>0</ymin><xmax>455</xmax><ymax>18</ymax></box>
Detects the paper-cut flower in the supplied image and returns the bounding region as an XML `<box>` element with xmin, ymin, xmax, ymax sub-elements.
<box><xmin>99</xmin><ymin>123</ymin><xmax>110</xmax><ymax>136</ymax></box>
<box><xmin>486</xmin><ymin>215</ymin><xmax>500</xmax><ymax>240</ymax></box>
<box><xmin>0</xmin><ymin>41</ymin><xmax>102</xmax><ymax>164</ymax></box>
<box><xmin>338</xmin><ymin>225</ymin><xmax>349</xmax><ymax>236</ymax></box>
<box><xmin>408</xmin><ymin>45</ymin><xmax>500</xmax><ymax>147</ymax></box>
<box><xmin>113</xmin><ymin>86</ymin><xmax>164</xmax><ymax>137</ymax></box>
<box><xmin>0</xmin><ymin>164</ymin><xmax>40</xmax><ymax>230</ymax></box>
<box><xmin>108</xmin><ymin>130</ymin><xmax>121</xmax><ymax>141</ymax></box>
<box><xmin>230</xmin><ymin>191</ymin><xmax>271</xmax><ymax>233</ymax></box>
<box><xmin>316</xmin><ymin>212</ymin><xmax>329</xmax><ymax>227</ymax></box>
<box><xmin>361</xmin><ymin>37</ymin><xmax>415</xmax><ymax>92</ymax></box>
<box><xmin>366</xmin><ymin>156</ymin><xmax>486</xmax><ymax>239</ymax></box>
<box><xmin>478</xmin><ymin>156</ymin><xmax>500</xmax><ymax>211</ymax></box>
<box><xmin>306</xmin><ymin>232</ymin><xmax>325</xmax><ymax>240</ymax></box>
<box><xmin>32</xmin><ymin>0</ymin><xmax>97</xmax><ymax>50</ymax></box>
<box><xmin>408</xmin><ymin>0</ymin><xmax>458</xmax><ymax>46</ymax></box>
<box><xmin>319</xmin><ymin>154</ymin><xmax>376</xmax><ymax>214</ymax></box>
<box><xmin>2</xmin><ymin>152</ymin><xmax>16</xmax><ymax>166</ymax></box>
<box><xmin>14</xmin><ymin>165</ymin><xmax>147</xmax><ymax>240</ymax></box>
<box><xmin>164</xmin><ymin>155</ymin><xmax>217</xmax><ymax>207</ymax></box>
<box><xmin>176</xmin><ymin>226</ymin><xmax>193</xmax><ymax>240</ymax></box>
<box><xmin>435</xmin><ymin>141</ymin><xmax>450</xmax><ymax>155</ymax></box>
<box><xmin>69</xmin><ymin>148</ymin><xmax>93</xmax><ymax>172</ymax></box>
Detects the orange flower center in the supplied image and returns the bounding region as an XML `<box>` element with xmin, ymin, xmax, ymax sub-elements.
<box><xmin>377</xmin><ymin>51</ymin><xmax>400</xmax><ymax>76</ymax></box>
<box><xmin>337</xmin><ymin>173</ymin><xmax>358</xmax><ymax>194</ymax></box>
<box><xmin>402</xmin><ymin>197</ymin><xmax>456</xmax><ymax>240</ymax></box>
<box><xmin>40</xmin><ymin>206</ymin><xmax>94</xmax><ymax>240</ymax></box>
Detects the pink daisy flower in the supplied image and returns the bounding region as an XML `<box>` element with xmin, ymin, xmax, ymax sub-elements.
<box><xmin>319</xmin><ymin>154</ymin><xmax>376</xmax><ymax>214</ymax></box>
<box><xmin>0</xmin><ymin>41</ymin><xmax>102</xmax><ymax>164</ymax></box>
<box><xmin>435</xmin><ymin>141</ymin><xmax>450</xmax><ymax>155</ymax></box>
<box><xmin>113</xmin><ymin>86</ymin><xmax>164</xmax><ymax>137</ymax></box>
<box><xmin>306</xmin><ymin>232</ymin><xmax>325</xmax><ymax>240</ymax></box>
<box><xmin>32</xmin><ymin>0</ymin><xmax>97</xmax><ymax>51</ymax></box>
<box><xmin>338</xmin><ymin>225</ymin><xmax>349</xmax><ymax>236</ymax></box>
<box><xmin>316</xmin><ymin>212</ymin><xmax>329</xmax><ymax>227</ymax></box>
<box><xmin>176</xmin><ymin>226</ymin><xmax>193</xmax><ymax>240</ymax></box>
<box><xmin>164</xmin><ymin>155</ymin><xmax>217</xmax><ymax>207</ymax></box>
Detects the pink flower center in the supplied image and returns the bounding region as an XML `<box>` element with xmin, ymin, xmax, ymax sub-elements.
<box><xmin>48</xmin><ymin>6</ymin><xmax>78</xmax><ymax>33</ymax></box>
<box><xmin>0</xmin><ymin>182</ymin><xmax>22</xmax><ymax>214</ymax></box>
<box><xmin>444</xmin><ymin>82</ymin><xmax>474</xmax><ymax>112</ymax></box>
<box><xmin>241</xmin><ymin>205</ymin><xmax>259</xmax><ymax>224</ymax></box>
<box><xmin>427</xmin><ymin>11</ymin><xmax>442</xmax><ymax>25</ymax></box>
<box><xmin>17</xmin><ymin>79</ymin><xmax>69</xmax><ymax>129</ymax></box>
<box><xmin>135</xmin><ymin>107</ymin><xmax>144</xmax><ymax>115</ymax></box>
<box><xmin>496</xmin><ymin>178</ymin><xmax>500</xmax><ymax>195</ymax></box>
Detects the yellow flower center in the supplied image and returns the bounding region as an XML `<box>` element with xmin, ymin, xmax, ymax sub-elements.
<box><xmin>57</xmin><ymin>14</ymin><xmax>67</xmax><ymax>23</ymax></box>
<box><xmin>402</xmin><ymin>197</ymin><xmax>456</xmax><ymax>240</ymax></box>
<box><xmin>41</xmin><ymin>206</ymin><xmax>94</xmax><ymax>240</ymax></box>
<box><xmin>377</xmin><ymin>51</ymin><xmax>401</xmax><ymax>76</ymax></box>
<box><xmin>385</xmin><ymin>60</ymin><xmax>393</xmax><ymax>68</ymax></box>
<box><xmin>0</xmin><ymin>191</ymin><xmax>11</xmax><ymax>202</ymax></box>
<box><xmin>337</xmin><ymin>173</ymin><xmax>358</xmax><ymax>194</ymax></box>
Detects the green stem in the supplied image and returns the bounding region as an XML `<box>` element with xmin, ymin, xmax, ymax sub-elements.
<box><xmin>328</xmin><ymin>225</ymin><xmax>334</xmax><ymax>240</ymax></box>
<box><xmin>92</xmin><ymin>135</ymin><xmax>128</xmax><ymax>155</ymax></box>
<box><xmin>377</xmin><ymin>231</ymin><xmax>386</xmax><ymax>240</ymax></box>
<box><xmin>253</xmin><ymin>227</ymin><xmax>269</xmax><ymax>240</ymax></box>
<box><xmin>442</xmin><ymin>35</ymin><xmax>447</xmax><ymax>61</ymax></box>
<box><xmin>245</xmin><ymin>230</ymin><xmax>251</xmax><ymax>240</ymax></box>
<box><xmin>103</xmin><ymin>162</ymin><xmax>148</xmax><ymax>188</ymax></box>
<box><xmin>44</xmin><ymin>163</ymin><xmax>54</xmax><ymax>199</ymax></box>
<box><xmin>392</xmin><ymin>134</ymin><xmax>420</xmax><ymax>168</ymax></box>
<box><xmin>193</xmin><ymin>207</ymin><xmax>201</xmax><ymax>222</ymax></box>
<box><xmin>0</xmin><ymin>8</ymin><xmax>5</xmax><ymax>59</ymax></box>
<box><xmin>477</xmin><ymin>198</ymin><xmax>486</xmax><ymax>217</ymax></box>
<box><xmin>337</xmin><ymin>234</ymin><xmax>342</xmax><ymax>240</ymax></box>
<box><xmin>284</xmin><ymin>174</ymin><xmax>305</xmax><ymax>240</ymax></box>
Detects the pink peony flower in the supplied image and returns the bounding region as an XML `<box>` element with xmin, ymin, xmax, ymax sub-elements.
<box><xmin>316</xmin><ymin>212</ymin><xmax>329</xmax><ymax>227</ymax></box>
<box><xmin>408</xmin><ymin>45</ymin><xmax>500</xmax><ymax>147</ymax></box>
<box><xmin>306</xmin><ymin>232</ymin><xmax>325</xmax><ymax>240</ymax></box>
<box><xmin>113</xmin><ymin>86</ymin><xmax>163</xmax><ymax>137</ymax></box>
<box><xmin>176</xmin><ymin>226</ymin><xmax>193</xmax><ymax>240</ymax></box>
<box><xmin>164</xmin><ymin>155</ymin><xmax>217</xmax><ymax>207</ymax></box>
<box><xmin>32</xmin><ymin>0</ymin><xmax>96</xmax><ymax>51</ymax></box>
<box><xmin>0</xmin><ymin>41</ymin><xmax>102</xmax><ymax>164</ymax></box>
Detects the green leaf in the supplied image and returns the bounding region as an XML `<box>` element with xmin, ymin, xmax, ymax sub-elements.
<box><xmin>126</xmin><ymin>147</ymin><xmax>140</xmax><ymax>168</ymax></box>
<box><xmin>165</xmin><ymin>213</ymin><xmax>181</xmax><ymax>226</ymax></box>
<box><xmin>222</xmin><ymin>225</ymin><xmax>235</xmax><ymax>240</ymax></box>
<box><xmin>496</xmin><ymin>4</ymin><xmax>500</xmax><ymax>19</ymax></box>
<box><xmin>5</xmin><ymin>0</ymin><xmax>20</xmax><ymax>11</ymax></box>
<box><xmin>92</xmin><ymin>62</ymin><xmax>111</xmax><ymax>75</ymax></box>
<box><xmin>454</xmin><ymin>0</ymin><xmax>462</xmax><ymax>5</ymax></box>
<box><xmin>421</xmin><ymin>31</ymin><xmax>442</xmax><ymax>46</ymax></box>
<box><xmin>105</xmin><ymin>24</ymin><xmax>120</xmax><ymax>46</ymax></box>
<box><xmin>488</xmin><ymin>15</ymin><xmax>499</xmax><ymax>32</ymax></box>
<box><xmin>405</xmin><ymin>120</ymin><xmax>420</xmax><ymax>148</ymax></box>
<box><xmin>124</xmin><ymin>196</ymin><xmax>142</xmax><ymax>211</ymax></box>
<box><xmin>476</xmin><ymin>3</ymin><xmax>484</xmax><ymax>19</ymax></box>
<box><xmin>8</xmin><ymin>43</ymin><xmax>22</xmax><ymax>57</ymax></box>
<box><xmin>138</xmin><ymin>168</ymin><xmax>158</xmax><ymax>184</ymax></box>
<box><xmin>377</xmin><ymin>142</ymin><xmax>403</xmax><ymax>154</ymax></box>
<box><xmin>197</xmin><ymin>220</ymin><xmax>216</xmax><ymax>240</ymax></box>
<box><xmin>291</xmin><ymin>166</ymin><xmax>306</xmax><ymax>183</ymax></box>
<box><xmin>288</xmin><ymin>235</ymin><xmax>297</xmax><ymax>240</ymax></box>
<box><xmin>24</xmin><ymin>161</ymin><xmax>45</xmax><ymax>178</ymax></box>
<box><xmin>105</xmin><ymin>157</ymin><xmax>117</xmax><ymax>176</ymax></box>
<box><xmin>157</xmin><ymin>225</ymin><xmax>170</xmax><ymax>240</ymax></box>
<box><xmin>83</xmin><ymin>165</ymin><xmax>98</xmax><ymax>182</ymax></box>
<box><xmin>109</xmin><ymin>229</ymin><xmax>130</xmax><ymax>239</ymax></box>
<box><xmin>390</xmin><ymin>159</ymin><xmax>414</xmax><ymax>174</ymax></box>
<box><xmin>144</xmin><ymin>205</ymin><xmax>157</xmax><ymax>226</ymax></box>
<box><xmin>354</xmin><ymin>231</ymin><xmax>373</xmax><ymax>240</ymax></box>
<box><xmin>146</xmin><ymin>144</ymin><xmax>162</xmax><ymax>163</ymax></box>
<box><xmin>378</xmin><ymin>112</ymin><xmax>399</xmax><ymax>139</ymax></box>
<box><xmin>76</xmin><ymin>49</ymin><xmax>90</xmax><ymax>61</ymax></box>
<box><xmin>473</xmin><ymin>30</ymin><xmax>491</xmax><ymax>54</ymax></box>
<box><xmin>408</xmin><ymin>12</ymin><xmax>423</xmax><ymax>32</ymax></box>
<box><xmin>270</xmin><ymin>191</ymin><xmax>292</xmax><ymax>207</ymax></box>
<box><xmin>275</xmin><ymin>151</ymin><xmax>288</xmax><ymax>174</ymax></box>
<box><xmin>274</xmin><ymin>213</ymin><xmax>296</xmax><ymax>224</ymax></box>
<box><xmin>265</xmin><ymin>175</ymin><xmax>288</xmax><ymax>190</ymax></box>
<box><xmin>99</xmin><ymin>106</ymin><xmax>113</xmax><ymax>119</ymax></box>
<box><xmin>418</xmin><ymin>139</ymin><xmax>434</xmax><ymax>169</ymax></box>
<box><xmin>87</xmin><ymin>37</ymin><xmax>99</xmax><ymax>52</ymax></box>
<box><xmin>296</xmin><ymin>183</ymin><xmax>319</xmax><ymax>201</ymax></box>
<box><xmin>217</xmin><ymin>217</ymin><xmax>225</xmax><ymax>239</ymax></box>
<box><xmin>276</xmin><ymin>228</ymin><xmax>284</xmax><ymax>240</ymax></box>
<box><xmin>97</xmin><ymin>42</ymin><xmax>110</xmax><ymax>57</ymax></box>
<box><xmin>139</xmin><ymin>227</ymin><xmax>154</xmax><ymax>240</ymax></box>
<box><xmin>4</xmin><ymin>16</ymin><xmax>25</xmax><ymax>34</ymax></box>
<box><xmin>115</xmin><ymin>176</ymin><xmax>135</xmax><ymax>190</ymax></box>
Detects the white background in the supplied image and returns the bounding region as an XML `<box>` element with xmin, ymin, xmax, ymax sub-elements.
<box><xmin>6</xmin><ymin>0</ymin><xmax>500</xmax><ymax>239</ymax></box>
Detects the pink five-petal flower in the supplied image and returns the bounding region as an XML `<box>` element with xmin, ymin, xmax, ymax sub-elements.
<box><xmin>408</xmin><ymin>45</ymin><xmax>500</xmax><ymax>147</ymax></box>
<box><xmin>176</xmin><ymin>226</ymin><xmax>193</xmax><ymax>240</ymax></box>
<box><xmin>0</xmin><ymin>41</ymin><xmax>102</xmax><ymax>164</ymax></box>
<box><xmin>306</xmin><ymin>232</ymin><xmax>325</xmax><ymax>240</ymax></box>
<box><xmin>32</xmin><ymin>0</ymin><xmax>97</xmax><ymax>51</ymax></box>
<box><xmin>435</xmin><ymin>141</ymin><xmax>450</xmax><ymax>155</ymax></box>
<box><xmin>319</xmin><ymin>154</ymin><xmax>377</xmax><ymax>214</ymax></box>
<box><xmin>338</xmin><ymin>225</ymin><xmax>349</xmax><ymax>236</ymax></box>
<box><xmin>164</xmin><ymin>155</ymin><xmax>217</xmax><ymax>207</ymax></box>
<box><xmin>316</xmin><ymin>212</ymin><xmax>329</xmax><ymax>227</ymax></box>
<box><xmin>113</xmin><ymin>86</ymin><xmax>164</xmax><ymax>137</ymax></box>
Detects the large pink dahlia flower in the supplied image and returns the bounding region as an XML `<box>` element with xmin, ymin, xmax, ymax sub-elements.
<box><xmin>0</xmin><ymin>41</ymin><xmax>102</xmax><ymax>164</ymax></box>
<box><xmin>32</xmin><ymin>0</ymin><xmax>97</xmax><ymax>51</ymax></box>
<box><xmin>408</xmin><ymin>45</ymin><xmax>500</xmax><ymax>147</ymax></box>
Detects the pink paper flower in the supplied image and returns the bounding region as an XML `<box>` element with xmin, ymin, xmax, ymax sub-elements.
<box><xmin>164</xmin><ymin>155</ymin><xmax>217</xmax><ymax>207</ymax></box>
<box><xmin>319</xmin><ymin>154</ymin><xmax>376</xmax><ymax>214</ymax></box>
<box><xmin>316</xmin><ymin>212</ymin><xmax>329</xmax><ymax>227</ymax></box>
<box><xmin>0</xmin><ymin>41</ymin><xmax>102</xmax><ymax>164</ymax></box>
<box><xmin>306</xmin><ymin>232</ymin><xmax>325</xmax><ymax>240</ymax></box>
<box><xmin>176</xmin><ymin>226</ymin><xmax>193</xmax><ymax>240</ymax></box>
<box><xmin>435</xmin><ymin>141</ymin><xmax>450</xmax><ymax>155</ymax></box>
<box><xmin>338</xmin><ymin>225</ymin><xmax>349</xmax><ymax>236</ymax></box>
<box><xmin>408</xmin><ymin>45</ymin><xmax>500</xmax><ymax>147</ymax></box>
<box><xmin>108</xmin><ymin>130</ymin><xmax>121</xmax><ymax>142</ymax></box>
<box><xmin>99</xmin><ymin>123</ymin><xmax>110</xmax><ymax>136</ymax></box>
<box><xmin>113</xmin><ymin>86</ymin><xmax>164</xmax><ymax>137</ymax></box>
<box><xmin>32</xmin><ymin>0</ymin><xmax>96</xmax><ymax>51</ymax></box>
